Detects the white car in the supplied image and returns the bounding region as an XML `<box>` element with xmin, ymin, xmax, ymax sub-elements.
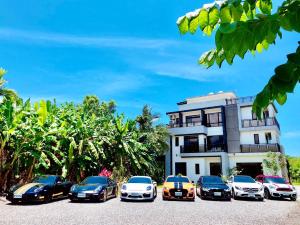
<box><xmin>120</xmin><ymin>176</ymin><xmax>157</xmax><ymax>201</ymax></box>
<box><xmin>255</xmin><ymin>175</ymin><xmax>297</xmax><ymax>201</ymax></box>
<box><xmin>227</xmin><ymin>175</ymin><xmax>264</xmax><ymax>201</ymax></box>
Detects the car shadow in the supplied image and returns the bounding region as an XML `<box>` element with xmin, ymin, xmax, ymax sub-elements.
<box><xmin>68</xmin><ymin>196</ymin><xmax>117</xmax><ymax>204</ymax></box>
<box><xmin>6</xmin><ymin>197</ymin><xmax>68</xmax><ymax>206</ymax></box>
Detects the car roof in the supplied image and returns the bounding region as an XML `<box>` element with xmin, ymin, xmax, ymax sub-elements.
<box><xmin>130</xmin><ymin>176</ymin><xmax>151</xmax><ymax>179</ymax></box>
<box><xmin>167</xmin><ymin>175</ymin><xmax>189</xmax><ymax>179</ymax></box>
<box><xmin>256</xmin><ymin>175</ymin><xmax>283</xmax><ymax>178</ymax></box>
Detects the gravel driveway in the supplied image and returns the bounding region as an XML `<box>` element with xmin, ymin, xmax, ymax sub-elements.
<box><xmin>1</xmin><ymin>187</ymin><xmax>299</xmax><ymax>225</ymax></box>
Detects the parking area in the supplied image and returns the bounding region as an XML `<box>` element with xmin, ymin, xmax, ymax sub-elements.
<box><xmin>0</xmin><ymin>187</ymin><xmax>299</xmax><ymax>225</ymax></box>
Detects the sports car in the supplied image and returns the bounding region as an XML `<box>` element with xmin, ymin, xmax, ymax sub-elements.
<box><xmin>68</xmin><ymin>176</ymin><xmax>117</xmax><ymax>202</ymax></box>
<box><xmin>162</xmin><ymin>175</ymin><xmax>195</xmax><ymax>201</ymax></box>
<box><xmin>120</xmin><ymin>176</ymin><xmax>157</xmax><ymax>201</ymax></box>
<box><xmin>6</xmin><ymin>175</ymin><xmax>72</xmax><ymax>204</ymax></box>
<box><xmin>196</xmin><ymin>175</ymin><xmax>231</xmax><ymax>200</ymax></box>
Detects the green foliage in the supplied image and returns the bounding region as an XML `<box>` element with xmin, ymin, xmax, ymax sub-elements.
<box><xmin>287</xmin><ymin>156</ymin><xmax>300</xmax><ymax>183</ymax></box>
<box><xmin>177</xmin><ymin>0</ymin><xmax>300</xmax><ymax>117</ymax></box>
<box><xmin>0</xmin><ymin>68</ymin><xmax>18</xmax><ymax>102</ymax></box>
<box><xmin>0</xmin><ymin>91</ymin><xmax>168</xmax><ymax>191</ymax></box>
<box><xmin>263</xmin><ymin>152</ymin><xmax>287</xmax><ymax>175</ymax></box>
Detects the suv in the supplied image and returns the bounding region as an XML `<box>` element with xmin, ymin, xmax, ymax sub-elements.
<box><xmin>255</xmin><ymin>175</ymin><xmax>297</xmax><ymax>201</ymax></box>
<box><xmin>227</xmin><ymin>175</ymin><xmax>264</xmax><ymax>201</ymax></box>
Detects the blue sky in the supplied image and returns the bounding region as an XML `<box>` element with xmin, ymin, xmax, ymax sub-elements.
<box><xmin>0</xmin><ymin>0</ymin><xmax>299</xmax><ymax>156</ymax></box>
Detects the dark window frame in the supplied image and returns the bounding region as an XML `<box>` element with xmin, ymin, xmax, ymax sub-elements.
<box><xmin>175</xmin><ymin>137</ymin><xmax>179</xmax><ymax>147</ymax></box>
<box><xmin>254</xmin><ymin>134</ymin><xmax>260</xmax><ymax>144</ymax></box>
<box><xmin>195</xmin><ymin>164</ymin><xmax>200</xmax><ymax>175</ymax></box>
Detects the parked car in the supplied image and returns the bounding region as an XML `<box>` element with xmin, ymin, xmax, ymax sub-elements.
<box><xmin>196</xmin><ymin>175</ymin><xmax>231</xmax><ymax>200</ymax></box>
<box><xmin>68</xmin><ymin>176</ymin><xmax>117</xmax><ymax>202</ymax></box>
<box><xmin>227</xmin><ymin>175</ymin><xmax>264</xmax><ymax>201</ymax></box>
<box><xmin>255</xmin><ymin>175</ymin><xmax>297</xmax><ymax>201</ymax></box>
<box><xmin>6</xmin><ymin>175</ymin><xmax>72</xmax><ymax>204</ymax></box>
<box><xmin>162</xmin><ymin>175</ymin><xmax>195</xmax><ymax>201</ymax></box>
<box><xmin>120</xmin><ymin>176</ymin><xmax>157</xmax><ymax>201</ymax></box>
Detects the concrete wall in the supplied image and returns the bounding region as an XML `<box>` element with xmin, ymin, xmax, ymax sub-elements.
<box><xmin>240</xmin><ymin>130</ymin><xmax>279</xmax><ymax>144</ymax></box>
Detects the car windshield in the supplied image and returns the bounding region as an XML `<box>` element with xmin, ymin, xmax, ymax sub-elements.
<box><xmin>166</xmin><ymin>176</ymin><xmax>190</xmax><ymax>183</ymax></box>
<box><xmin>265</xmin><ymin>177</ymin><xmax>286</xmax><ymax>184</ymax></box>
<box><xmin>81</xmin><ymin>176</ymin><xmax>107</xmax><ymax>185</ymax></box>
<box><xmin>234</xmin><ymin>176</ymin><xmax>255</xmax><ymax>183</ymax></box>
<box><xmin>128</xmin><ymin>177</ymin><xmax>151</xmax><ymax>184</ymax></box>
<box><xmin>202</xmin><ymin>176</ymin><xmax>224</xmax><ymax>184</ymax></box>
<box><xmin>33</xmin><ymin>176</ymin><xmax>57</xmax><ymax>184</ymax></box>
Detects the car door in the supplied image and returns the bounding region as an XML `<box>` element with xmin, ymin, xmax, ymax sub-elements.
<box><xmin>53</xmin><ymin>176</ymin><xmax>64</xmax><ymax>198</ymax></box>
<box><xmin>106</xmin><ymin>178</ymin><xmax>114</xmax><ymax>196</ymax></box>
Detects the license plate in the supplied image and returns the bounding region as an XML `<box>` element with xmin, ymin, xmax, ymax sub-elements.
<box><xmin>175</xmin><ymin>192</ymin><xmax>182</xmax><ymax>197</ymax></box>
<box><xmin>131</xmin><ymin>193</ymin><xmax>139</xmax><ymax>196</ymax></box>
<box><xmin>249</xmin><ymin>193</ymin><xmax>255</xmax><ymax>198</ymax></box>
<box><xmin>13</xmin><ymin>194</ymin><xmax>22</xmax><ymax>199</ymax></box>
<box><xmin>77</xmin><ymin>193</ymin><xmax>86</xmax><ymax>198</ymax></box>
<box><xmin>214</xmin><ymin>192</ymin><xmax>222</xmax><ymax>196</ymax></box>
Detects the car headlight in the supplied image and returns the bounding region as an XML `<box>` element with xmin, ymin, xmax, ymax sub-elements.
<box><xmin>225</xmin><ymin>187</ymin><xmax>231</xmax><ymax>192</ymax></box>
<box><xmin>202</xmin><ymin>187</ymin><xmax>209</xmax><ymax>192</ymax></box>
<box><xmin>70</xmin><ymin>185</ymin><xmax>77</xmax><ymax>192</ymax></box>
<box><xmin>122</xmin><ymin>184</ymin><xmax>127</xmax><ymax>190</ymax></box>
<box><xmin>235</xmin><ymin>186</ymin><xmax>242</xmax><ymax>190</ymax></box>
<box><xmin>34</xmin><ymin>187</ymin><xmax>43</xmax><ymax>193</ymax></box>
<box><xmin>146</xmin><ymin>185</ymin><xmax>152</xmax><ymax>191</ymax></box>
<box><xmin>95</xmin><ymin>186</ymin><xmax>102</xmax><ymax>192</ymax></box>
<box><xmin>269</xmin><ymin>185</ymin><xmax>276</xmax><ymax>189</ymax></box>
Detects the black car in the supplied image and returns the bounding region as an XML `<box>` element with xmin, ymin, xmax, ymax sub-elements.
<box><xmin>196</xmin><ymin>176</ymin><xmax>231</xmax><ymax>200</ymax></box>
<box><xmin>68</xmin><ymin>176</ymin><xmax>118</xmax><ymax>202</ymax></box>
<box><xmin>6</xmin><ymin>175</ymin><xmax>72</xmax><ymax>204</ymax></box>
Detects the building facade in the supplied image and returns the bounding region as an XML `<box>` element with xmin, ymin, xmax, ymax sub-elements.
<box><xmin>165</xmin><ymin>92</ymin><xmax>286</xmax><ymax>182</ymax></box>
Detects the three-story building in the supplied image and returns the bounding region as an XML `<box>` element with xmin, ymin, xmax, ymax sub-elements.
<box><xmin>165</xmin><ymin>92</ymin><xmax>286</xmax><ymax>182</ymax></box>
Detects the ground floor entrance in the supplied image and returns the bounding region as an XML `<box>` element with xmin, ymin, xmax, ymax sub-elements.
<box><xmin>236</xmin><ymin>162</ymin><xmax>263</xmax><ymax>178</ymax></box>
<box><xmin>210</xmin><ymin>162</ymin><xmax>222</xmax><ymax>176</ymax></box>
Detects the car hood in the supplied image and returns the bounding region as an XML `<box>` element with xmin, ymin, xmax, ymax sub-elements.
<box><xmin>202</xmin><ymin>183</ymin><xmax>229</xmax><ymax>189</ymax></box>
<box><xmin>270</xmin><ymin>183</ymin><xmax>293</xmax><ymax>189</ymax></box>
<box><xmin>74</xmin><ymin>184</ymin><xmax>103</xmax><ymax>192</ymax></box>
<box><xmin>233</xmin><ymin>182</ymin><xmax>262</xmax><ymax>188</ymax></box>
<box><xmin>13</xmin><ymin>183</ymin><xmax>46</xmax><ymax>194</ymax></box>
<box><xmin>124</xmin><ymin>183</ymin><xmax>152</xmax><ymax>192</ymax></box>
<box><xmin>164</xmin><ymin>182</ymin><xmax>193</xmax><ymax>189</ymax></box>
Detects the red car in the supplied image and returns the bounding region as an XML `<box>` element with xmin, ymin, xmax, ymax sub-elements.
<box><xmin>255</xmin><ymin>175</ymin><xmax>297</xmax><ymax>201</ymax></box>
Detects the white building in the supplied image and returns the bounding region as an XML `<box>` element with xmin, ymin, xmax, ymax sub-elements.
<box><xmin>165</xmin><ymin>92</ymin><xmax>286</xmax><ymax>182</ymax></box>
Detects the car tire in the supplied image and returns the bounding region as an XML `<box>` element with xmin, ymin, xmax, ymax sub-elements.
<box><xmin>264</xmin><ymin>188</ymin><xmax>271</xmax><ymax>200</ymax></box>
<box><xmin>101</xmin><ymin>190</ymin><xmax>107</xmax><ymax>202</ymax></box>
<box><xmin>162</xmin><ymin>196</ymin><xmax>167</xmax><ymax>201</ymax></box>
<box><xmin>258</xmin><ymin>197</ymin><xmax>264</xmax><ymax>202</ymax></box>
<box><xmin>232</xmin><ymin>189</ymin><xmax>238</xmax><ymax>200</ymax></box>
<box><xmin>290</xmin><ymin>196</ymin><xmax>297</xmax><ymax>201</ymax></box>
<box><xmin>44</xmin><ymin>193</ymin><xmax>52</xmax><ymax>204</ymax></box>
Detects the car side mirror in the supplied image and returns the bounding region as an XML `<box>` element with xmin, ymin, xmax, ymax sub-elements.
<box><xmin>153</xmin><ymin>181</ymin><xmax>157</xmax><ymax>185</ymax></box>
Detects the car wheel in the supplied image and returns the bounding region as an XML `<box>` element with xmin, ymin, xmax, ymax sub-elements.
<box><xmin>264</xmin><ymin>188</ymin><xmax>271</xmax><ymax>200</ymax></box>
<box><xmin>162</xmin><ymin>196</ymin><xmax>167</xmax><ymax>201</ymax></box>
<box><xmin>232</xmin><ymin>189</ymin><xmax>238</xmax><ymax>200</ymax></box>
<box><xmin>101</xmin><ymin>190</ymin><xmax>107</xmax><ymax>202</ymax></box>
<box><xmin>11</xmin><ymin>199</ymin><xmax>18</xmax><ymax>205</ymax></box>
<box><xmin>290</xmin><ymin>196</ymin><xmax>297</xmax><ymax>201</ymax></box>
<box><xmin>258</xmin><ymin>197</ymin><xmax>264</xmax><ymax>202</ymax></box>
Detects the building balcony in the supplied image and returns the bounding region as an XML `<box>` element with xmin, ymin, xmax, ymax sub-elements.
<box><xmin>241</xmin><ymin>117</ymin><xmax>280</xmax><ymax>130</ymax></box>
<box><xmin>240</xmin><ymin>144</ymin><xmax>281</xmax><ymax>153</ymax></box>
<box><xmin>168</xmin><ymin>123</ymin><xmax>207</xmax><ymax>135</ymax></box>
<box><xmin>180</xmin><ymin>144</ymin><xmax>225</xmax><ymax>154</ymax></box>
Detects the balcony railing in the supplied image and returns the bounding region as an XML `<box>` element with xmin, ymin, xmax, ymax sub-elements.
<box><xmin>240</xmin><ymin>144</ymin><xmax>281</xmax><ymax>153</ymax></box>
<box><xmin>241</xmin><ymin>117</ymin><xmax>280</xmax><ymax>130</ymax></box>
<box><xmin>226</xmin><ymin>96</ymin><xmax>255</xmax><ymax>105</ymax></box>
<box><xmin>180</xmin><ymin>144</ymin><xmax>224</xmax><ymax>153</ymax></box>
<box><xmin>167</xmin><ymin>121</ymin><xmax>202</xmax><ymax>128</ymax></box>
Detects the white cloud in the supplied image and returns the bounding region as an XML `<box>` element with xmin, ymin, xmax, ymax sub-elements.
<box><xmin>283</xmin><ymin>131</ymin><xmax>300</xmax><ymax>138</ymax></box>
<box><xmin>0</xmin><ymin>28</ymin><xmax>178</xmax><ymax>50</ymax></box>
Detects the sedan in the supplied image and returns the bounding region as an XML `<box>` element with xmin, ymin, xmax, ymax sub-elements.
<box><xmin>120</xmin><ymin>176</ymin><xmax>157</xmax><ymax>201</ymax></box>
<box><xmin>68</xmin><ymin>176</ymin><xmax>117</xmax><ymax>202</ymax></box>
<box><xmin>6</xmin><ymin>175</ymin><xmax>72</xmax><ymax>204</ymax></box>
<box><xmin>196</xmin><ymin>175</ymin><xmax>231</xmax><ymax>200</ymax></box>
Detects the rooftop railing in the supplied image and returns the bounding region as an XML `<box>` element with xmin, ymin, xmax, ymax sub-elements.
<box><xmin>241</xmin><ymin>117</ymin><xmax>280</xmax><ymax>130</ymax></box>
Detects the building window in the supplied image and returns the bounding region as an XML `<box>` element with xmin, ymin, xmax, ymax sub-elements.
<box><xmin>265</xmin><ymin>132</ymin><xmax>272</xmax><ymax>144</ymax></box>
<box><xmin>254</xmin><ymin>134</ymin><xmax>260</xmax><ymax>144</ymax></box>
<box><xmin>175</xmin><ymin>137</ymin><xmax>179</xmax><ymax>146</ymax></box>
<box><xmin>186</xmin><ymin>115</ymin><xmax>201</xmax><ymax>126</ymax></box>
<box><xmin>207</xmin><ymin>135</ymin><xmax>224</xmax><ymax>151</ymax></box>
<box><xmin>195</xmin><ymin>164</ymin><xmax>200</xmax><ymax>175</ymax></box>
<box><xmin>263</xmin><ymin>110</ymin><xmax>269</xmax><ymax>119</ymax></box>
<box><xmin>207</xmin><ymin>112</ymin><xmax>222</xmax><ymax>127</ymax></box>
<box><xmin>183</xmin><ymin>135</ymin><xmax>199</xmax><ymax>153</ymax></box>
